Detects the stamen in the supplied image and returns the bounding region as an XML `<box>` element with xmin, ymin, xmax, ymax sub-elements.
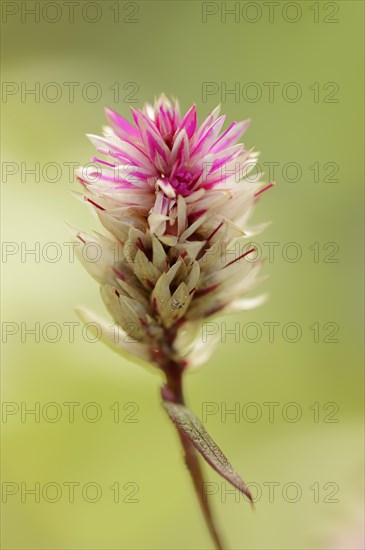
<box><xmin>86</xmin><ymin>198</ymin><xmax>105</xmax><ymax>211</ymax></box>
<box><xmin>195</xmin><ymin>283</ymin><xmax>220</xmax><ymax>297</ymax></box>
<box><xmin>254</xmin><ymin>182</ymin><xmax>274</xmax><ymax>198</ymax></box>
<box><xmin>206</xmin><ymin>222</ymin><xmax>224</xmax><ymax>242</ymax></box>
<box><xmin>224</xmin><ymin>247</ymin><xmax>256</xmax><ymax>268</ymax></box>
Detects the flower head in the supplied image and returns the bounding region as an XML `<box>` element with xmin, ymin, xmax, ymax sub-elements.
<box><xmin>74</xmin><ymin>95</ymin><xmax>274</xmax><ymax>543</ymax></box>
<box><xmin>75</xmin><ymin>94</ymin><xmax>272</xmax><ymax>372</ymax></box>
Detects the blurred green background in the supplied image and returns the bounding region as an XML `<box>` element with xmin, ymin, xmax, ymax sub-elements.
<box><xmin>1</xmin><ymin>1</ymin><xmax>364</xmax><ymax>548</ymax></box>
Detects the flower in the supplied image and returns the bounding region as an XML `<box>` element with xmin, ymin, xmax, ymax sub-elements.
<box><xmin>73</xmin><ymin>95</ymin><xmax>273</xmax><ymax>548</ymax></box>
<box><xmin>77</xmin><ymin>94</ymin><xmax>270</xmax><ymax>243</ymax></box>
<box><xmin>74</xmin><ymin>94</ymin><xmax>272</xmax><ymax>371</ymax></box>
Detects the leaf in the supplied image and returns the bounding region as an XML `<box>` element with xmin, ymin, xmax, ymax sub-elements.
<box><xmin>163</xmin><ymin>401</ymin><xmax>253</xmax><ymax>503</ymax></box>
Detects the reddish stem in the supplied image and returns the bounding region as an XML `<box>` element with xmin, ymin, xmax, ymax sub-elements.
<box><xmin>162</xmin><ymin>366</ymin><xmax>225</xmax><ymax>550</ymax></box>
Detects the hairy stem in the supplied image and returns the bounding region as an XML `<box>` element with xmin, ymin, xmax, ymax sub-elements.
<box><xmin>162</xmin><ymin>367</ymin><xmax>226</xmax><ymax>550</ymax></box>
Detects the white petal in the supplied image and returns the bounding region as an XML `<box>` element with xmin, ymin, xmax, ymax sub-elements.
<box><xmin>76</xmin><ymin>307</ymin><xmax>159</xmax><ymax>376</ymax></box>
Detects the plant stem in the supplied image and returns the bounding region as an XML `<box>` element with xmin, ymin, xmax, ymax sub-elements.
<box><xmin>162</xmin><ymin>367</ymin><xmax>226</xmax><ymax>550</ymax></box>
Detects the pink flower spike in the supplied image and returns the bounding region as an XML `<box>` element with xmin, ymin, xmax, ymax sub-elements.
<box><xmin>191</xmin><ymin>115</ymin><xmax>226</xmax><ymax>157</ymax></box>
<box><xmin>210</xmin><ymin>119</ymin><xmax>250</xmax><ymax>153</ymax></box>
<box><xmin>196</xmin><ymin>105</ymin><xmax>221</xmax><ymax>141</ymax></box>
<box><xmin>178</xmin><ymin>104</ymin><xmax>197</xmax><ymax>139</ymax></box>
<box><xmin>170</xmin><ymin>129</ymin><xmax>190</xmax><ymax>168</ymax></box>
<box><xmin>105</xmin><ymin>108</ymin><xmax>139</xmax><ymax>141</ymax></box>
<box><xmin>131</xmin><ymin>108</ymin><xmax>170</xmax><ymax>166</ymax></box>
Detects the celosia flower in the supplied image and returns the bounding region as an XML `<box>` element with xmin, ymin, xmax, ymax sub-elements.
<box><xmin>73</xmin><ymin>95</ymin><xmax>273</xmax><ymax>549</ymax></box>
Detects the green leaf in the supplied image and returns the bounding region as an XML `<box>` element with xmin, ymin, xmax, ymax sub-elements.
<box><xmin>163</xmin><ymin>401</ymin><xmax>252</xmax><ymax>503</ymax></box>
